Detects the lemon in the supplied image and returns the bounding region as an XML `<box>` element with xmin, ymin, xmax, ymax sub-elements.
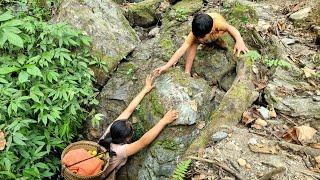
<box><xmin>91</xmin><ymin>150</ymin><xmax>97</xmax><ymax>156</ymax></box>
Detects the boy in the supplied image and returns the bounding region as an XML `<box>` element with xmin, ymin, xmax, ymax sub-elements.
<box><xmin>154</xmin><ymin>13</ymin><xmax>249</xmax><ymax>76</ymax></box>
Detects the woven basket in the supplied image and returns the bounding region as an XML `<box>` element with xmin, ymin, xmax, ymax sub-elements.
<box><xmin>61</xmin><ymin>141</ymin><xmax>109</xmax><ymax>180</ymax></box>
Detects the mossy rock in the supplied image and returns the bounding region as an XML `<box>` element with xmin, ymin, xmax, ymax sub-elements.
<box><xmin>123</xmin><ymin>0</ymin><xmax>163</xmax><ymax>28</ymax></box>
<box><xmin>52</xmin><ymin>0</ymin><xmax>139</xmax><ymax>87</ymax></box>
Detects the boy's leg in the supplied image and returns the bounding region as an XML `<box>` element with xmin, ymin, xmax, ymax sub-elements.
<box><xmin>185</xmin><ymin>43</ymin><xmax>198</xmax><ymax>75</ymax></box>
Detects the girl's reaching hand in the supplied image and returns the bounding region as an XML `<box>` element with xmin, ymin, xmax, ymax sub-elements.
<box><xmin>161</xmin><ymin>109</ymin><xmax>179</xmax><ymax>125</ymax></box>
<box><xmin>143</xmin><ymin>74</ymin><xmax>155</xmax><ymax>93</ymax></box>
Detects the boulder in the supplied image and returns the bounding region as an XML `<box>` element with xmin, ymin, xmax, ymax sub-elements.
<box><xmin>52</xmin><ymin>0</ymin><xmax>139</xmax><ymax>86</ymax></box>
<box><xmin>123</xmin><ymin>0</ymin><xmax>163</xmax><ymax>28</ymax></box>
<box><xmin>289</xmin><ymin>7</ymin><xmax>311</xmax><ymax>21</ymax></box>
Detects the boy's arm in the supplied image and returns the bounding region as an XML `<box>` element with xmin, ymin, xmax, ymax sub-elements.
<box><xmin>225</xmin><ymin>24</ymin><xmax>249</xmax><ymax>57</ymax></box>
<box><xmin>154</xmin><ymin>33</ymin><xmax>195</xmax><ymax>75</ymax></box>
<box><xmin>125</xmin><ymin>110</ymin><xmax>178</xmax><ymax>156</ymax></box>
<box><xmin>116</xmin><ymin>75</ymin><xmax>155</xmax><ymax>120</ymax></box>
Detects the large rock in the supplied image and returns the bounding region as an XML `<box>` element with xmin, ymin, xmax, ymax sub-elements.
<box><xmin>265</xmin><ymin>67</ymin><xmax>320</xmax><ymax>119</ymax></box>
<box><xmin>52</xmin><ymin>0</ymin><xmax>139</xmax><ymax>86</ymax></box>
<box><xmin>289</xmin><ymin>7</ymin><xmax>311</xmax><ymax>21</ymax></box>
<box><xmin>123</xmin><ymin>0</ymin><xmax>163</xmax><ymax>28</ymax></box>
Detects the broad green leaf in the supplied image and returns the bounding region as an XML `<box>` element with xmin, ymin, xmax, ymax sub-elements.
<box><xmin>27</xmin><ymin>65</ymin><xmax>42</xmax><ymax>77</ymax></box>
<box><xmin>0</xmin><ymin>11</ymin><xmax>13</xmax><ymax>22</ymax></box>
<box><xmin>0</xmin><ymin>32</ymin><xmax>7</xmax><ymax>47</ymax></box>
<box><xmin>18</xmin><ymin>71</ymin><xmax>29</xmax><ymax>83</ymax></box>
<box><xmin>0</xmin><ymin>77</ymin><xmax>8</xmax><ymax>83</ymax></box>
<box><xmin>13</xmin><ymin>136</ymin><xmax>26</xmax><ymax>145</ymax></box>
<box><xmin>0</xmin><ymin>66</ymin><xmax>19</xmax><ymax>74</ymax></box>
<box><xmin>30</xmin><ymin>92</ymin><xmax>40</xmax><ymax>102</ymax></box>
<box><xmin>5</xmin><ymin>31</ymin><xmax>23</xmax><ymax>48</ymax></box>
<box><xmin>1</xmin><ymin>20</ymin><xmax>23</xmax><ymax>27</ymax></box>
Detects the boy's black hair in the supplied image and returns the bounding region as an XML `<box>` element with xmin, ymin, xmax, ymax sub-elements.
<box><xmin>192</xmin><ymin>13</ymin><xmax>213</xmax><ymax>38</ymax></box>
<box><xmin>98</xmin><ymin>120</ymin><xmax>133</xmax><ymax>157</ymax></box>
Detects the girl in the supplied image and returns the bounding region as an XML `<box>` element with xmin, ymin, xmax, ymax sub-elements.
<box><xmin>98</xmin><ymin>75</ymin><xmax>179</xmax><ymax>179</ymax></box>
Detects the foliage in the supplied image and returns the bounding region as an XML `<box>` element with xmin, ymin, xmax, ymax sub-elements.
<box><xmin>157</xmin><ymin>138</ymin><xmax>177</xmax><ymax>150</ymax></box>
<box><xmin>222</xmin><ymin>1</ymin><xmax>258</xmax><ymax>30</ymax></box>
<box><xmin>91</xmin><ymin>113</ymin><xmax>104</xmax><ymax>128</ymax></box>
<box><xmin>172</xmin><ymin>159</ymin><xmax>192</xmax><ymax>180</ymax></box>
<box><xmin>242</xmin><ymin>50</ymin><xmax>291</xmax><ymax>69</ymax></box>
<box><xmin>0</xmin><ymin>0</ymin><xmax>59</xmax><ymax>21</ymax></box>
<box><xmin>0</xmin><ymin>10</ymin><xmax>103</xmax><ymax>179</ymax></box>
<box><xmin>175</xmin><ymin>8</ymin><xmax>188</xmax><ymax>22</ymax></box>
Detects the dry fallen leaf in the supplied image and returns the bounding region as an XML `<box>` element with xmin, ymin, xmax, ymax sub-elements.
<box><xmin>197</xmin><ymin>121</ymin><xmax>206</xmax><ymax>130</ymax></box>
<box><xmin>315</xmin><ymin>156</ymin><xmax>320</xmax><ymax>164</ymax></box>
<box><xmin>310</xmin><ymin>143</ymin><xmax>320</xmax><ymax>149</ymax></box>
<box><xmin>242</xmin><ymin>111</ymin><xmax>255</xmax><ymax>125</ymax></box>
<box><xmin>302</xmin><ymin>67</ymin><xmax>316</xmax><ymax>78</ymax></box>
<box><xmin>295</xmin><ymin>126</ymin><xmax>317</xmax><ymax>143</ymax></box>
<box><xmin>269</xmin><ymin>107</ymin><xmax>277</xmax><ymax>118</ymax></box>
<box><xmin>252</xmin><ymin>124</ymin><xmax>262</xmax><ymax>130</ymax></box>
<box><xmin>0</xmin><ymin>131</ymin><xmax>6</xmax><ymax>151</ymax></box>
<box><xmin>283</xmin><ymin>126</ymin><xmax>317</xmax><ymax>143</ymax></box>
<box><xmin>249</xmin><ymin>144</ymin><xmax>278</xmax><ymax>154</ymax></box>
<box><xmin>255</xmin><ymin>118</ymin><xmax>268</xmax><ymax>127</ymax></box>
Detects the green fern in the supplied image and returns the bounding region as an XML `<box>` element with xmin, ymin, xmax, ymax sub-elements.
<box><xmin>172</xmin><ymin>159</ymin><xmax>192</xmax><ymax>180</ymax></box>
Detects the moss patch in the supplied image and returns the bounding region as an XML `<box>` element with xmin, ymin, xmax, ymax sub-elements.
<box><xmin>156</xmin><ymin>138</ymin><xmax>178</xmax><ymax>150</ymax></box>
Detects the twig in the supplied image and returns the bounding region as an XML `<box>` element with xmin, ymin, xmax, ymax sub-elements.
<box><xmin>299</xmin><ymin>169</ymin><xmax>320</xmax><ymax>179</ymax></box>
<box><xmin>280</xmin><ymin>114</ymin><xmax>298</xmax><ymax>126</ymax></box>
<box><xmin>263</xmin><ymin>127</ymin><xmax>282</xmax><ymax>141</ymax></box>
<box><xmin>259</xmin><ymin>167</ymin><xmax>286</xmax><ymax>180</ymax></box>
<box><xmin>189</xmin><ymin>156</ymin><xmax>245</xmax><ymax>180</ymax></box>
<box><xmin>278</xmin><ymin>141</ymin><xmax>320</xmax><ymax>157</ymax></box>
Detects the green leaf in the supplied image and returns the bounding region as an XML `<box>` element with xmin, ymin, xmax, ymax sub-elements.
<box><xmin>0</xmin><ymin>32</ymin><xmax>7</xmax><ymax>47</ymax></box>
<box><xmin>0</xmin><ymin>77</ymin><xmax>8</xmax><ymax>83</ymax></box>
<box><xmin>0</xmin><ymin>66</ymin><xmax>19</xmax><ymax>74</ymax></box>
<box><xmin>0</xmin><ymin>11</ymin><xmax>13</xmax><ymax>22</ymax></box>
<box><xmin>27</xmin><ymin>65</ymin><xmax>42</xmax><ymax>77</ymax></box>
<box><xmin>35</xmin><ymin>162</ymin><xmax>49</xmax><ymax>170</ymax></box>
<box><xmin>30</xmin><ymin>92</ymin><xmax>40</xmax><ymax>102</ymax></box>
<box><xmin>5</xmin><ymin>31</ymin><xmax>23</xmax><ymax>48</ymax></box>
<box><xmin>1</xmin><ymin>20</ymin><xmax>23</xmax><ymax>27</ymax></box>
<box><xmin>13</xmin><ymin>135</ymin><xmax>26</xmax><ymax>145</ymax></box>
<box><xmin>18</xmin><ymin>71</ymin><xmax>29</xmax><ymax>83</ymax></box>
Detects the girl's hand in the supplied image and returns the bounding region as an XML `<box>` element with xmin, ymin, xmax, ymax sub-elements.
<box><xmin>143</xmin><ymin>74</ymin><xmax>155</xmax><ymax>93</ymax></box>
<box><xmin>161</xmin><ymin>109</ymin><xmax>179</xmax><ymax>125</ymax></box>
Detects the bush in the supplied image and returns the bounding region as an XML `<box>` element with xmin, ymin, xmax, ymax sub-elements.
<box><xmin>0</xmin><ymin>10</ymin><xmax>102</xmax><ymax>179</ymax></box>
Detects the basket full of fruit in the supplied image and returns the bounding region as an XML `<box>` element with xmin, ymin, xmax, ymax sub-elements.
<box><xmin>61</xmin><ymin>141</ymin><xmax>109</xmax><ymax>180</ymax></box>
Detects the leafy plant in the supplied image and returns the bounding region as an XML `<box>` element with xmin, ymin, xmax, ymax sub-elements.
<box><xmin>175</xmin><ymin>8</ymin><xmax>188</xmax><ymax>22</ymax></box>
<box><xmin>241</xmin><ymin>50</ymin><xmax>290</xmax><ymax>69</ymax></box>
<box><xmin>0</xmin><ymin>10</ymin><xmax>102</xmax><ymax>179</ymax></box>
<box><xmin>172</xmin><ymin>159</ymin><xmax>192</xmax><ymax>180</ymax></box>
<box><xmin>263</xmin><ymin>58</ymin><xmax>291</xmax><ymax>68</ymax></box>
<box><xmin>91</xmin><ymin>113</ymin><xmax>104</xmax><ymax>128</ymax></box>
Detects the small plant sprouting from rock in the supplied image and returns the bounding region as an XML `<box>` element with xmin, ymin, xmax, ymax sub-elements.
<box><xmin>91</xmin><ymin>113</ymin><xmax>104</xmax><ymax>128</ymax></box>
<box><xmin>242</xmin><ymin>50</ymin><xmax>291</xmax><ymax>69</ymax></box>
<box><xmin>157</xmin><ymin>138</ymin><xmax>178</xmax><ymax>150</ymax></box>
<box><xmin>172</xmin><ymin>159</ymin><xmax>192</xmax><ymax>180</ymax></box>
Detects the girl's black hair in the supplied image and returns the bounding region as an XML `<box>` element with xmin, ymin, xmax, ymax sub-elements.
<box><xmin>98</xmin><ymin>120</ymin><xmax>133</xmax><ymax>156</ymax></box>
<box><xmin>192</xmin><ymin>13</ymin><xmax>213</xmax><ymax>38</ymax></box>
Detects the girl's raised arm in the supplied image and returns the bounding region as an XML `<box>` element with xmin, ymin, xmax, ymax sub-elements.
<box><xmin>125</xmin><ymin>110</ymin><xmax>179</xmax><ymax>156</ymax></box>
<box><xmin>116</xmin><ymin>74</ymin><xmax>155</xmax><ymax>120</ymax></box>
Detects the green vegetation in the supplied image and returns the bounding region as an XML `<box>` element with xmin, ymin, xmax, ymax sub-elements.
<box><xmin>172</xmin><ymin>159</ymin><xmax>192</xmax><ymax>180</ymax></box>
<box><xmin>156</xmin><ymin>138</ymin><xmax>177</xmax><ymax>150</ymax></box>
<box><xmin>175</xmin><ymin>8</ymin><xmax>189</xmax><ymax>22</ymax></box>
<box><xmin>222</xmin><ymin>1</ymin><xmax>258</xmax><ymax>30</ymax></box>
<box><xmin>0</xmin><ymin>1</ymin><xmax>105</xmax><ymax>178</ymax></box>
<box><xmin>242</xmin><ymin>50</ymin><xmax>291</xmax><ymax>69</ymax></box>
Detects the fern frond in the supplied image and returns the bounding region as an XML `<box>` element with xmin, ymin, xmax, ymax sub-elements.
<box><xmin>172</xmin><ymin>159</ymin><xmax>192</xmax><ymax>180</ymax></box>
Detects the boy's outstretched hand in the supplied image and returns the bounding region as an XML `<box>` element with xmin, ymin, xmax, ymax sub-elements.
<box><xmin>161</xmin><ymin>109</ymin><xmax>179</xmax><ymax>125</ymax></box>
<box><xmin>142</xmin><ymin>74</ymin><xmax>155</xmax><ymax>93</ymax></box>
<box><xmin>233</xmin><ymin>40</ymin><xmax>249</xmax><ymax>57</ymax></box>
<box><xmin>153</xmin><ymin>66</ymin><xmax>167</xmax><ymax>76</ymax></box>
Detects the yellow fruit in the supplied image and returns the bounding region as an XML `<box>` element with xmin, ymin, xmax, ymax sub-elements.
<box><xmin>98</xmin><ymin>154</ymin><xmax>104</xmax><ymax>159</ymax></box>
<box><xmin>91</xmin><ymin>150</ymin><xmax>97</xmax><ymax>156</ymax></box>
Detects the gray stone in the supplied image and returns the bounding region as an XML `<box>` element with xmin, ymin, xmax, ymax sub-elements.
<box><xmin>212</xmin><ymin>131</ymin><xmax>228</xmax><ymax>142</ymax></box>
<box><xmin>313</xmin><ymin>96</ymin><xmax>320</xmax><ymax>102</ymax></box>
<box><xmin>289</xmin><ymin>7</ymin><xmax>311</xmax><ymax>21</ymax></box>
<box><xmin>265</xmin><ymin>68</ymin><xmax>320</xmax><ymax>119</ymax></box>
<box><xmin>257</xmin><ymin>106</ymin><xmax>270</xmax><ymax>119</ymax></box>
<box><xmin>52</xmin><ymin>0</ymin><xmax>139</xmax><ymax>86</ymax></box>
<box><xmin>148</xmin><ymin>26</ymin><xmax>160</xmax><ymax>37</ymax></box>
<box><xmin>248</xmin><ymin>138</ymin><xmax>258</xmax><ymax>145</ymax></box>
<box><xmin>281</xmin><ymin>37</ymin><xmax>296</xmax><ymax>45</ymax></box>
